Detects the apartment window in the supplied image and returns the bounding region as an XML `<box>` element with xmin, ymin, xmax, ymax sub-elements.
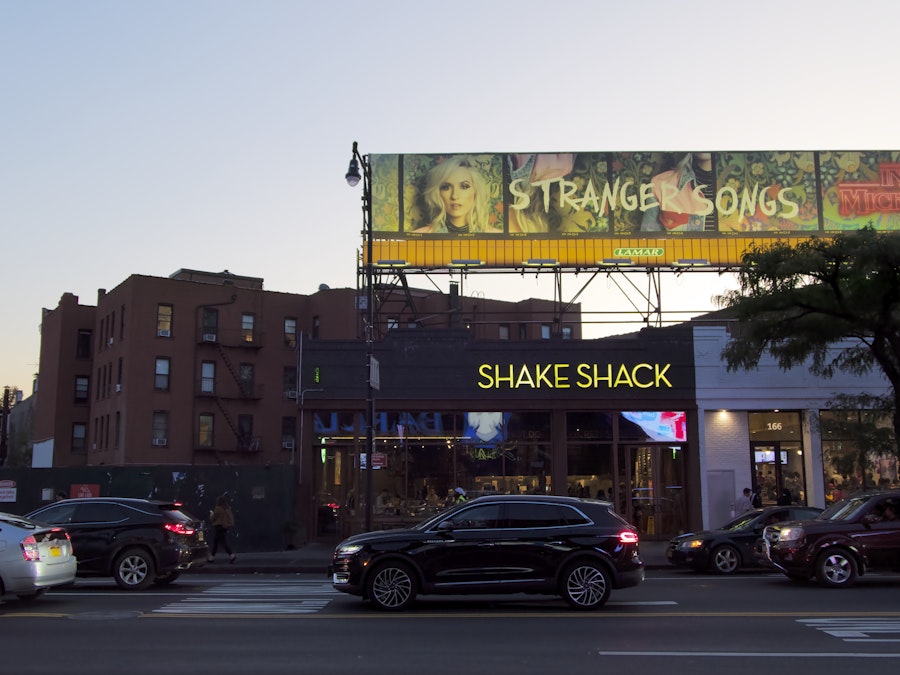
<box><xmin>562</xmin><ymin>326</ymin><xmax>573</xmax><ymax>340</ymax></box>
<box><xmin>74</xmin><ymin>376</ymin><xmax>89</xmax><ymax>403</ymax></box>
<box><xmin>201</xmin><ymin>361</ymin><xmax>216</xmax><ymax>394</ymax></box>
<box><xmin>241</xmin><ymin>313</ymin><xmax>255</xmax><ymax>343</ymax></box>
<box><xmin>541</xmin><ymin>324</ymin><xmax>552</xmax><ymax>339</ymax></box>
<box><xmin>387</xmin><ymin>317</ymin><xmax>399</xmax><ymax>331</ymax></box>
<box><xmin>312</xmin><ymin>315</ymin><xmax>320</xmax><ymax>339</ymax></box>
<box><xmin>155</xmin><ymin>357</ymin><xmax>171</xmax><ymax>391</ymax></box>
<box><xmin>72</xmin><ymin>423</ymin><xmax>87</xmax><ymax>453</ymax></box>
<box><xmin>499</xmin><ymin>324</ymin><xmax>510</xmax><ymax>340</ymax></box>
<box><xmin>157</xmin><ymin>304</ymin><xmax>173</xmax><ymax>337</ymax></box>
<box><xmin>76</xmin><ymin>329</ymin><xmax>93</xmax><ymax>359</ymax></box>
<box><xmin>117</xmin><ymin>358</ymin><xmax>123</xmax><ymax>389</ymax></box>
<box><xmin>282</xmin><ymin>416</ymin><xmax>296</xmax><ymax>451</ymax></box>
<box><xmin>198</xmin><ymin>414</ymin><xmax>214</xmax><ymax>447</ymax></box>
<box><xmin>283</xmin><ymin>367</ymin><xmax>298</xmax><ymax>396</ymax></box>
<box><xmin>284</xmin><ymin>317</ymin><xmax>297</xmax><ymax>348</ymax></box>
<box><xmin>115</xmin><ymin>411</ymin><xmax>121</xmax><ymax>448</ymax></box>
<box><xmin>201</xmin><ymin>308</ymin><xmax>218</xmax><ymax>341</ymax></box>
<box><xmin>152</xmin><ymin>411</ymin><xmax>169</xmax><ymax>446</ymax></box>
<box><xmin>519</xmin><ymin>323</ymin><xmax>527</xmax><ymax>340</ymax></box>
<box><xmin>238</xmin><ymin>414</ymin><xmax>254</xmax><ymax>450</ymax></box>
<box><xmin>238</xmin><ymin>363</ymin><xmax>255</xmax><ymax>397</ymax></box>
<box><xmin>120</xmin><ymin>304</ymin><xmax>126</xmax><ymax>340</ymax></box>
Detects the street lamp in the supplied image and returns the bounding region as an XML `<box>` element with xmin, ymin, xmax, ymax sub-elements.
<box><xmin>346</xmin><ymin>141</ymin><xmax>376</xmax><ymax>531</ymax></box>
<box><xmin>296</xmin><ymin>387</ymin><xmax>324</xmax><ymax>481</ymax></box>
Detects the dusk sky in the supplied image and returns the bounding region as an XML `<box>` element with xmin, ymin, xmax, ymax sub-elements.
<box><xmin>3</xmin><ymin>1</ymin><xmax>899</xmax><ymax>393</ymax></box>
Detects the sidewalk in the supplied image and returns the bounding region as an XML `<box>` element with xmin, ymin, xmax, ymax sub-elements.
<box><xmin>194</xmin><ymin>539</ymin><xmax>671</xmax><ymax>575</ymax></box>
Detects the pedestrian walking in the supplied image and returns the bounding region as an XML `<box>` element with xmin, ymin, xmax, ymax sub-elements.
<box><xmin>208</xmin><ymin>494</ymin><xmax>237</xmax><ymax>564</ymax></box>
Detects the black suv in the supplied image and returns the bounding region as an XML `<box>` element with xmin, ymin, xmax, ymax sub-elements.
<box><xmin>27</xmin><ymin>498</ymin><xmax>208</xmax><ymax>590</ymax></box>
<box><xmin>763</xmin><ymin>491</ymin><xmax>900</xmax><ymax>587</ymax></box>
<box><xmin>331</xmin><ymin>494</ymin><xmax>644</xmax><ymax>611</ymax></box>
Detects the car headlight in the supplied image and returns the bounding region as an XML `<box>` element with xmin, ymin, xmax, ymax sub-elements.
<box><xmin>678</xmin><ymin>539</ymin><xmax>704</xmax><ymax>550</ymax></box>
<box><xmin>336</xmin><ymin>543</ymin><xmax>364</xmax><ymax>555</ymax></box>
<box><xmin>777</xmin><ymin>527</ymin><xmax>805</xmax><ymax>542</ymax></box>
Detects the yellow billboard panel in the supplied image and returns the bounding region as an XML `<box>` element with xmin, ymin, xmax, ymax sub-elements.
<box><xmin>367</xmin><ymin>151</ymin><xmax>900</xmax><ymax>267</ymax></box>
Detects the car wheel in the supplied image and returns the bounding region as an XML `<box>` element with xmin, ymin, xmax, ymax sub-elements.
<box><xmin>710</xmin><ymin>545</ymin><xmax>741</xmax><ymax>575</ymax></box>
<box><xmin>16</xmin><ymin>588</ymin><xmax>47</xmax><ymax>601</ymax></box>
<box><xmin>153</xmin><ymin>571</ymin><xmax>181</xmax><ymax>586</ymax></box>
<box><xmin>815</xmin><ymin>549</ymin><xmax>858</xmax><ymax>588</ymax></box>
<box><xmin>367</xmin><ymin>561</ymin><xmax>417</xmax><ymax>611</ymax></box>
<box><xmin>113</xmin><ymin>548</ymin><xmax>156</xmax><ymax>590</ymax></box>
<box><xmin>560</xmin><ymin>559</ymin><xmax>611</xmax><ymax>610</ymax></box>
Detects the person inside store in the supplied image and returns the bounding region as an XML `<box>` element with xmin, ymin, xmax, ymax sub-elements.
<box><xmin>412</xmin><ymin>156</ymin><xmax>500</xmax><ymax>234</ymax></box>
<box><xmin>736</xmin><ymin>488</ymin><xmax>755</xmax><ymax>513</ymax></box>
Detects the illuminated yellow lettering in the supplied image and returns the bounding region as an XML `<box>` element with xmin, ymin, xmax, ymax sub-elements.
<box><xmin>576</xmin><ymin>363</ymin><xmax>593</xmax><ymax>388</ymax></box>
<box><xmin>495</xmin><ymin>364</ymin><xmax>515</xmax><ymax>388</ymax></box>
<box><xmin>614</xmin><ymin>364</ymin><xmax>634</xmax><ymax>387</ymax></box>
<box><xmin>477</xmin><ymin>363</ymin><xmax>494</xmax><ymax>389</ymax></box>
<box><xmin>579</xmin><ymin>180</ymin><xmax>601</xmax><ymax>213</ymax></box>
<box><xmin>593</xmin><ymin>363</ymin><xmax>613</xmax><ymax>387</ymax></box>
<box><xmin>515</xmin><ymin>364</ymin><xmax>536</xmax><ymax>388</ymax></box>
<box><xmin>759</xmin><ymin>186</ymin><xmax>778</xmax><ymax>217</ymax></box>
<box><xmin>536</xmin><ymin>364</ymin><xmax>553</xmax><ymax>388</ymax></box>
<box><xmin>632</xmin><ymin>363</ymin><xmax>653</xmax><ymax>388</ymax></box>
<box><xmin>554</xmin><ymin>364</ymin><xmax>570</xmax><ymax>388</ymax></box>
<box><xmin>656</xmin><ymin>364</ymin><xmax>672</xmax><ymax>387</ymax></box>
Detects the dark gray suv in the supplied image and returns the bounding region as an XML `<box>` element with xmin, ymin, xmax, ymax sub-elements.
<box><xmin>331</xmin><ymin>494</ymin><xmax>644</xmax><ymax>611</ymax></box>
<box><xmin>27</xmin><ymin>498</ymin><xmax>208</xmax><ymax>590</ymax></box>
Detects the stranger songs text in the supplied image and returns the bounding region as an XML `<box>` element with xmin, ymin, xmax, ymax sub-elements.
<box><xmin>476</xmin><ymin>362</ymin><xmax>673</xmax><ymax>390</ymax></box>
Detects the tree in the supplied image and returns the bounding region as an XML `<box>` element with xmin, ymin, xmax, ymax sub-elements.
<box><xmin>716</xmin><ymin>228</ymin><xmax>900</xmax><ymax>455</ymax></box>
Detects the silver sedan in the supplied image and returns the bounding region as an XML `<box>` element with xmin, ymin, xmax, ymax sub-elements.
<box><xmin>0</xmin><ymin>511</ymin><xmax>76</xmax><ymax>599</ymax></box>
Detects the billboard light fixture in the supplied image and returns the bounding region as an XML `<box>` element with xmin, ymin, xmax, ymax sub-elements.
<box><xmin>673</xmin><ymin>258</ymin><xmax>710</xmax><ymax>267</ymax></box>
<box><xmin>375</xmin><ymin>259</ymin><xmax>410</xmax><ymax>268</ymax></box>
<box><xmin>449</xmin><ymin>259</ymin><xmax>484</xmax><ymax>268</ymax></box>
<box><xmin>598</xmin><ymin>258</ymin><xmax>633</xmax><ymax>267</ymax></box>
<box><xmin>522</xmin><ymin>258</ymin><xmax>559</xmax><ymax>267</ymax></box>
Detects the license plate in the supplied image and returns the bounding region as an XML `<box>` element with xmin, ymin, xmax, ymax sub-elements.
<box><xmin>50</xmin><ymin>546</ymin><xmax>61</xmax><ymax>557</ymax></box>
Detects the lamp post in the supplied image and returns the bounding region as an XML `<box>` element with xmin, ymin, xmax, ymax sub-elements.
<box><xmin>296</xmin><ymin>387</ymin><xmax>324</xmax><ymax>480</ymax></box>
<box><xmin>346</xmin><ymin>141</ymin><xmax>376</xmax><ymax>531</ymax></box>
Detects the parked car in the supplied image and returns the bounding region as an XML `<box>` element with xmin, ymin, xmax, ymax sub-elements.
<box><xmin>667</xmin><ymin>505</ymin><xmax>823</xmax><ymax>574</ymax></box>
<box><xmin>26</xmin><ymin>498</ymin><xmax>208</xmax><ymax>590</ymax></box>
<box><xmin>0</xmin><ymin>511</ymin><xmax>77</xmax><ymax>599</ymax></box>
<box><xmin>762</xmin><ymin>491</ymin><xmax>900</xmax><ymax>587</ymax></box>
<box><xmin>331</xmin><ymin>494</ymin><xmax>644</xmax><ymax>611</ymax></box>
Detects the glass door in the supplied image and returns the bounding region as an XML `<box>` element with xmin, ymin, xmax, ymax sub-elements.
<box><xmin>624</xmin><ymin>445</ymin><xmax>686</xmax><ymax>539</ymax></box>
<box><xmin>751</xmin><ymin>441</ymin><xmax>807</xmax><ymax>505</ymax></box>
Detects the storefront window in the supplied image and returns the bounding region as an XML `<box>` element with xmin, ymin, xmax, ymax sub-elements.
<box><xmin>315</xmin><ymin>410</ymin><xmax>552</xmax><ymax>533</ymax></box>
<box><xmin>820</xmin><ymin>409</ymin><xmax>897</xmax><ymax>501</ymax></box>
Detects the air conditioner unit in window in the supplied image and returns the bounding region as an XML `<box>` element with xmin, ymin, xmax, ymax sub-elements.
<box><xmin>202</xmin><ymin>333</ymin><xmax>217</xmax><ymax>343</ymax></box>
<box><xmin>152</xmin><ymin>438</ymin><xmax>168</xmax><ymax>447</ymax></box>
<box><xmin>285</xmin><ymin>390</ymin><xmax>298</xmax><ymax>399</ymax></box>
<box><xmin>115</xmin><ymin>384</ymin><xmax>121</xmax><ymax>393</ymax></box>
<box><xmin>282</xmin><ymin>440</ymin><xmax>295</xmax><ymax>450</ymax></box>
<box><xmin>108</xmin><ymin>337</ymin><xmax>114</xmax><ymax>346</ymax></box>
<box><xmin>158</xmin><ymin>329</ymin><xmax>171</xmax><ymax>337</ymax></box>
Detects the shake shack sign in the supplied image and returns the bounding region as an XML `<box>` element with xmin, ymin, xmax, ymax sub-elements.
<box><xmin>477</xmin><ymin>361</ymin><xmax>677</xmax><ymax>391</ymax></box>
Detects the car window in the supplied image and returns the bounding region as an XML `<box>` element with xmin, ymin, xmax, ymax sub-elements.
<box><xmin>506</xmin><ymin>503</ymin><xmax>589</xmax><ymax>528</ymax></box>
<box><xmin>820</xmin><ymin>496</ymin><xmax>871</xmax><ymax>521</ymax></box>
<box><xmin>441</xmin><ymin>504</ymin><xmax>503</xmax><ymax>530</ymax></box>
<box><xmin>73</xmin><ymin>503</ymin><xmax>128</xmax><ymax>523</ymax></box>
<box><xmin>30</xmin><ymin>503</ymin><xmax>78</xmax><ymax>525</ymax></box>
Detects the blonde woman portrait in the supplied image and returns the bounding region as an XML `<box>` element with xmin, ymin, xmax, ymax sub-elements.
<box><xmin>412</xmin><ymin>155</ymin><xmax>501</xmax><ymax>234</ymax></box>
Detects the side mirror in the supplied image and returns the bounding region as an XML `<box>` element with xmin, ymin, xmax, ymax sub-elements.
<box><xmin>437</xmin><ymin>520</ymin><xmax>455</xmax><ymax>534</ymax></box>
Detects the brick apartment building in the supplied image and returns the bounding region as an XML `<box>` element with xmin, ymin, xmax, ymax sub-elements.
<box><xmin>33</xmin><ymin>268</ymin><xmax>580</xmax><ymax>469</ymax></box>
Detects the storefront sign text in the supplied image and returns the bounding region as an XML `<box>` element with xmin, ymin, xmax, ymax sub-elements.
<box><xmin>476</xmin><ymin>362</ymin><xmax>673</xmax><ymax>390</ymax></box>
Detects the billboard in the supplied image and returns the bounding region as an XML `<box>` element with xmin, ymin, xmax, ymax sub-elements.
<box><xmin>367</xmin><ymin>151</ymin><xmax>900</xmax><ymax>268</ymax></box>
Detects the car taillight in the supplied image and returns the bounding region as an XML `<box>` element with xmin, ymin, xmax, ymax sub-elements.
<box><xmin>164</xmin><ymin>522</ymin><xmax>196</xmax><ymax>535</ymax></box>
<box><xmin>21</xmin><ymin>534</ymin><xmax>41</xmax><ymax>562</ymax></box>
<box><xmin>619</xmin><ymin>531</ymin><xmax>639</xmax><ymax>544</ymax></box>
